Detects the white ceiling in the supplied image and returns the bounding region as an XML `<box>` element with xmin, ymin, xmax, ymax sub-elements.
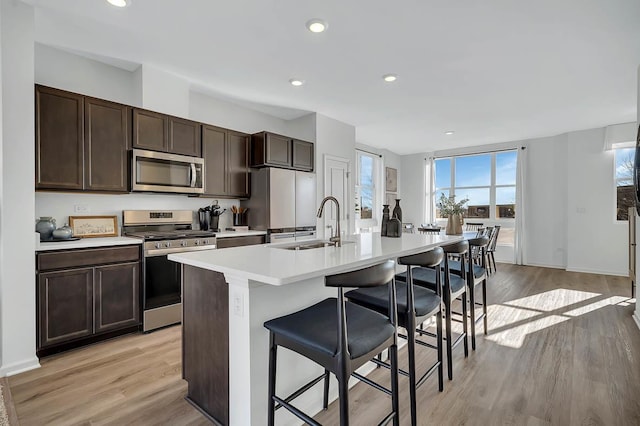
<box><xmin>23</xmin><ymin>0</ymin><xmax>640</xmax><ymax>154</ymax></box>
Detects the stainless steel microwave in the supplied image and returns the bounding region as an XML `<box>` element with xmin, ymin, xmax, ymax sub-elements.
<box><xmin>131</xmin><ymin>149</ymin><xmax>204</xmax><ymax>194</ymax></box>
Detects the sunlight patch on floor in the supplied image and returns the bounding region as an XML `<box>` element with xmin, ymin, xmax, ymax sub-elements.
<box><xmin>485</xmin><ymin>288</ymin><xmax>630</xmax><ymax>349</ymax></box>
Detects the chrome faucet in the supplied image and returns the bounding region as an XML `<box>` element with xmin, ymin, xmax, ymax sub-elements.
<box><xmin>317</xmin><ymin>196</ymin><xmax>341</xmax><ymax>247</ymax></box>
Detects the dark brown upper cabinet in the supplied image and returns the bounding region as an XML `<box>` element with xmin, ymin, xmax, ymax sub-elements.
<box><xmin>36</xmin><ymin>85</ymin><xmax>85</xmax><ymax>190</ymax></box>
<box><xmin>169</xmin><ymin>116</ymin><xmax>201</xmax><ymax>157</ymax></box>
<box><xmin>132</xmin><ymin>109</ymin><xmax>168</xmax><ymax>152</ymax></box>
<box><xmin>251</xmin><ymin>131</ymin><xmax>314</xmax><ymax>171</ymax></box>
<box><xmin>202</xmin><ymin>125</ymin><xmax>249</xmax><ymax>198</ymax></box>
<box><xmin>133</xmin><ymin>109</ymin><xmax>201</xmax><ymax>157</ymax></box>
<box><xmin>85</xmin><ymin>97</ymin><xmax>130</xmax><ymax>192</ymax></box>
<box><xmin>292</xmin><ymin>139</ymin><xmax>314</xmax><ymax>171</ymax></box>
<box><xmin>35</xmin><ymin>85</ymin><xmax>130</xmax><ymax>193</ymax></box>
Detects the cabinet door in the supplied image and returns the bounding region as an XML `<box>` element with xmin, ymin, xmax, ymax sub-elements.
<box><xmin>132</xmin><ymin>109</ymin><xmax>168</xmax><ymax>152</ymax></box>
<box><xmin>169</xmin><ymin>116</ymin><xmax>202</xmax><ymax>157</ymax></box>
<box><xmin>202</xmin><ymin>125</ymin><xmax>227</xmax><ymax>196</ymax></box>
<box><xmin>38</xmin><ymin>268</ymin><xmax>93</xmax><ymax>348</ymax></box>
<box><xmin>292</xmin><ymin>140</ymin><xmax>314</xmax><ymax>171</ymax></box>
<box><xmin>228</xmin><ymin>132</ymin><xmax>249</xmax><ymax>198</ymax></box>
<box><xmin>94</xmin><ymin>262</ymin><xmax>140</xmax><ymax>333</ymax></box>
<box><xmin>265</xmin><ymin>133</ymin><xmax>292</xmax><ymax>167</ymax></box>
<box><xmin>35</xmin><ymin>85</ymin><xmax>84</xmax><ymax>190</ymax></box>
<box><xmin>85</xmin><ymin>98</ymin><xmax>130</xmax><ymax>192</ymax></box>
<box><xmin>216</xmin><ymin>235</ymin><xmax>265</xmax><ymax>249</ymax></box>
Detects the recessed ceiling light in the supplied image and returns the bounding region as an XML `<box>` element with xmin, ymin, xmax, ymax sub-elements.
<box><xmin>445</xmin><ymin>131</ymin><xmax>455</xmax><ymax>135</ymax></box>
<box><xmin>107</xmin><ymin>0</ymin><xmax>129</xmax><ymax>7</ymax></box>
<box><xmin>383</xmin><ymin>74</ymin><xmax>398</xmax><ymax>83</ymax></box>
<box><xmin>289</xmin><ymin>78</ymin><xmax>305</xmax><ymax>87</ymax></box>
<box><xmin>306</xmin><ymin>19</ymin><xmax>328</xmax><ymax>33</ymax></box>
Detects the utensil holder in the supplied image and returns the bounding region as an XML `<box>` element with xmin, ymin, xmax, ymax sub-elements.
<box><xmin>233</xmin><ymin>212</ymin><xmax>248</xmax><ymax>226</ymax></box>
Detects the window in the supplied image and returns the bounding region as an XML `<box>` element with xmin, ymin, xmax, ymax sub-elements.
<box><xmin>356</xmin><ymin>151</ymin><xmax>378</xmax><ymax>220</ymax></box>
<box><xmin>434</xmin><ymin>150</ymin><xmax>517</xmax><ymax>220</ymax></box>
<box><xmin>615</xmin><ymin>146</ymin><xmax>635</xmax><ymax>221</ymax></box>
<box><xmin>432</xmin><ymin>150</ymin><xmax>517</xmax><ymax>246</ymax></box>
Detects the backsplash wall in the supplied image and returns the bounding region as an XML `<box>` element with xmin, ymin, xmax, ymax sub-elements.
<box><xmin>35</xmin><ymin>192</ymin><xmax>239</xmax><ymax>233</ymax></box>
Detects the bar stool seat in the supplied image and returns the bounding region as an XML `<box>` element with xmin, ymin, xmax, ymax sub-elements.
<box><xmin>264</xmin><ymin>298</ymin><xmax>395</xmax><ymax>359</ymax></box>
<box><xmin>346</xmin><ymin>282</ymin><xmax>440</xmax><ymax>320</ymax></box>
<box><xmin>396</xmin><ymin>268</ymin><xmax>466</xmax><ymax>295</ymax></box>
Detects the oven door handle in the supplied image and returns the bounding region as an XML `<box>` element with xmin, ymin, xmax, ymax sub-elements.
<box><xmin>190</xmin><ymin>163</ymin><xmax>197</xmax><ymax>188</ymax></box>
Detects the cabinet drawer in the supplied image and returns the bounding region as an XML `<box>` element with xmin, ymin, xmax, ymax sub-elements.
<box><xmin>38</xmin><ymin>245</ymin><xmax>141</xmax><ymax>271</ymax></box>
<box><xmin>216</xmin><ymin>235</ymin><xmax>265</xmax><ymax>249</ymax></box>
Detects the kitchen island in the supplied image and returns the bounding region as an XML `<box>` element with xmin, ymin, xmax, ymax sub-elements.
<box><xmin>168</xmin><ymin>232</ymin><xmax>462</xmax><ymax>425</ymax></box>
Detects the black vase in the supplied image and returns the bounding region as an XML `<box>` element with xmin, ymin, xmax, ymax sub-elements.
<box><xmin>393</xmin><ymin>199</ymin><xmax>402</xmax><ymax>223</ymax></box>
<box><xmin>381</xmin><ymin>204</ymin><xmax>390</xmax><ymax>236</ymax></box>
<box><xmin>387</xmin><ymin>215</ymin><xmax>402</xmax><ymax>238</ymax></box>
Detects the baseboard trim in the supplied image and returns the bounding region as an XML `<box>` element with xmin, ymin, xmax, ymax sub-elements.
<box><xmin>522</xmin><ymin>262</ymin><xmax>565</xmax><ymax>270</ymax></box>
<box><xmin>0</xmin><ymin>357</ymin><xmax>40</xmax><ymax>377</ymax></box>
<box><xmin>565</xmin><ymin>267</ymin><xmax>628</xmax><ymax>277</ymax></box>
<box><xmin>633</xmin><ymin>312</ymin><xmax>640</xmax><ymax>331</ymax></box>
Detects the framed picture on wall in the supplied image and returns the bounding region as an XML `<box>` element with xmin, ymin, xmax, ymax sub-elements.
<box><xmin>386</xmin><ymin>167</ymin><xmax>398</xmax><ymax>192</ymax></box>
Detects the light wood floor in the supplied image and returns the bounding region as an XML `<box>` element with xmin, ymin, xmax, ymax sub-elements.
<box><xmin>8</xmin><ymin>264</ymin><xmax>640</xmax><ymax>425</ymax></box>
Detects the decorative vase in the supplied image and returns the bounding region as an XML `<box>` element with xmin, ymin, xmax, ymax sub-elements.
<box><xmin>52</xmin><ymin>223</ymin><xmax>74</xmax><ymax>240</ymax></box>
<box><xmin>445</xmin><ymin>214</ymin><xmax>463</xmax><ymax>235</ymax></box>
<box><xmin>387</xmin><ymin>215</ymin><xmax>402</xmax><ymax>238</ymax></box>
<box><xmin>35</xmin><ymin>217</ymin><xmax>56</xmax><ymax>241</ymax></box>
<box><xmin>392</xmin><ymin>199</ymin><xmax>402</xmax><ymax>223</ymax></box>
<box><xmin>381</xmin><ymin>204</ymin><xmax>390</xmax><ymax>236</ymax></box>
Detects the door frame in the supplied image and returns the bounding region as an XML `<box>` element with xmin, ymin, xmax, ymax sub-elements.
<box><xmin>323</xmin><ymin>154</ymin><xmax>352</xmax><ymax>237</ymax></box>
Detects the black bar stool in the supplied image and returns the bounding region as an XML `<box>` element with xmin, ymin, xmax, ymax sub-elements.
<box><xmin>448</xmin><ymin>236</ymin><xmax>489</xmax><ymax>350</ymax></box>
<box><xmin>395</xmin><ymin>241</ymin><xmax>469</xmax><ymax>380</ymax></box>
<box><xmin>264</xmin><ymin>260</ymin><xmax>400</xmax><ymax>426</ymax></box>
<box><xmin>345</xmin><ymin>247</ymin><xmax>444</xmax><ymax>426</ymax></box>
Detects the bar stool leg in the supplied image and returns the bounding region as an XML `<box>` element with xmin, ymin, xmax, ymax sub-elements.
<box><xmin>389</xmin><ymin>342</ymin><xmax>400</xmax><ymax>426</ymax></box>
<box><xmin>338</xmin><ymin>374</ymin><xmax>350</xmax><ymax>426</ymax></box>
<box><xmin>468</xmin><ymin>281</ymin><xmax>477</xmax><ymax>351</ymax></box>
<box><xmin>436</xmin><ymin>303</ymin><xmax>444</xmax><ymax>391</ymax></box>
<box><xmin>444</xmin><ymin>292</ymin><xmax>454</xmax><ymax>380</ymax></box>
<box><xmin>267</xmin><ymin>333</ymin><xmax>277</xmax><ymax>426</ymax></box>
<box><xmin>323</xmin><ymin>369</ymin><xmax>330</xmax><ymax>409</ymax></box>
<box><xmin>482</xmin><ymin>278</ymin><xmax>488</xmax><ymax>335</ymax></box>
<box><xmin>461</xmin><ymin>291</ymin><xmax>469</xmax><ymax>357</ymax></box>
<box><xmin>407</xmin><ymin>317</ymin><xmax>417</xmax><ymax>426</ymax></box>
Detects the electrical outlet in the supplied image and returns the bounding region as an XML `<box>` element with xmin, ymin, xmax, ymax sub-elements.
<box><xmin>74</xmin><ymin>204</ymin><xmax>90</xmax><ymax>213</ymax></box>
<box><xmin>233</xmin><ymin>293</ymin><xmax>244</xmax><ymax>317</ymax></box>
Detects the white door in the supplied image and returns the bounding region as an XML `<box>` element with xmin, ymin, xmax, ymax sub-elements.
<box><xmin>323</xmin><ymin>155</ymin><xmax>351</xmax><ymax>239</ymax></box>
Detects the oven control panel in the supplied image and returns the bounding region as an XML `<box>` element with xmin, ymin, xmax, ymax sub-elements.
<box><xmin>144</xmin><ymin>237</ymin><xmax>217</xmax><ymax>255</ymax></box>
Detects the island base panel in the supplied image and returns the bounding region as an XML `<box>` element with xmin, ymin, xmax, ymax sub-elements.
<box><xmin>182</xmin><ymin>265</ymin><xmax>229</xmax><ymax>425</ymax></box>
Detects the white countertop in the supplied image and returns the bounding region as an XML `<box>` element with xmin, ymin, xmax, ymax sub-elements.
<box><xmin>169</xmin><ymin>232</ymin><xmax>462</xmax><ymax>286</ymax></box>
<box><xmin>36</xmin><ymin>236</ymin><xmax>143</xmax><ymax>252</ymax></box>
<box><xmin>214</xmin><ymin>230</ymin><xmax>267</xmax><ymax>239</ymax></box>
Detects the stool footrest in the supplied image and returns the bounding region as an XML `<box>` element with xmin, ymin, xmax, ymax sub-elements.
<box><xmin>352</xmin><ymin>371</ymin><xmax>392</xmax><ymax>396</ymax></box>
<box><xmin>378</xmin><ymin>411</ymin><xmax>397</xmax><ymax>426</ymax></box>
<box><xmin>273</xmin><ymin>395</ymin><xmax>321</xmax><ymax>426</ymax></box>
<box><xmin>416</xmin><ymin>361</ymin><xmax>441</xmax><ymax>389</ymax></box>
<box><xmin>275</xmin><ymin>373</ymin><xmax>326</xmax><ymax>412</ymax></box>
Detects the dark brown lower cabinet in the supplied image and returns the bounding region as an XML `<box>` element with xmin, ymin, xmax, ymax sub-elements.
<box><xmin>216</xmin><ymin>235</ymin><xmax>265</xmax><ymax>249</ymax></box>
<box><xmin>95</xmin><ymin>262</ymin><xmax>140</xmax><ymax>333</ymax></box>
<box><xmin>38</xmin><ymin>268</ymin><xmax>94</xmax><ymax>348</ymax></box>
<box><xmin>37</xmin><ymin>245</ymin><xmax>142</xmax><ymax>357</ymax></box>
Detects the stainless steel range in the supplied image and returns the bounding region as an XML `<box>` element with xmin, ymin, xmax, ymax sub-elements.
<box><xmin>123</xmin><ymin>210</ymin><xmax>217</xmax><ymax>332</ymax></box>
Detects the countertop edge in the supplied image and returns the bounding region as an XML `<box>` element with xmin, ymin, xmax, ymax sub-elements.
<box><xmin>36</xmin><ymin>236</ymin><xmax>143</xmax><ymax>252</ymax></box>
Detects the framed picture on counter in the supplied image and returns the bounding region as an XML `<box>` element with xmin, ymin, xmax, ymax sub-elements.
<box><xmin>69</xmin><ymin>215</ymin><xmax>118</xmax><ymax>238</ymax></box>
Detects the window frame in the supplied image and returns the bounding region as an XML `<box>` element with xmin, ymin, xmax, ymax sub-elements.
<box><xmin>432</xmin><ymin>150</ymin><xmax>517</xmax><ymax>222</ymax></box>
<box><xmin>613</xmin><ymin>143</ymin><xmax>635</xmax><ymax>222</ymax></box>
<box><xmin>355</xmin><ymin>150</ymin><xmax>380</xmax><ymax>226</ymax></box>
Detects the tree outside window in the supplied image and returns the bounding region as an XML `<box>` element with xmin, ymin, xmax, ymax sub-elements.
<box><xmin>615</xmin><ymin>147</ymin><xmax>635</xmax><ymax>221</ymax></box>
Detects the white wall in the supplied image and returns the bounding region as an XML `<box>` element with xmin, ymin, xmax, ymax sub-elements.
<box><xmin>0</xmin><ymin>0</ymin><xmax>38</xmax><ymax>376</ymax></box>
<box><xmin>34</xmin><ymin>43</ymin><xmax>139</xmax><ymax>106</ymax></box>
<box><xmin>525</xmin><ymin>134</ymin><xmax>568</xmax><ymax>268</ymax></box>
<box><xmin>315</xmin><ymin>114</ymin><xmax>356</xmax><ymax>237</ymax></box>
<box><xmin>139</xmin><ymin>65</ymin><xmax>189</xmax><ymax>117</ymax></box>
<box><xmin>566</xmin><ymin>128</ymin><xmax>627</xmax><ymax>275</ymax></box>
<box><xmin>400</xmin><ymin>154</ymin><xmax>427</xmax><ymax>226</ymax></box>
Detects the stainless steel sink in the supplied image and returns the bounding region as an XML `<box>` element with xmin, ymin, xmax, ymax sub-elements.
<box><xmin>272</xmin><ymin>240</ymin><xmax>355</xmax><ymax>250</ymax></box>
